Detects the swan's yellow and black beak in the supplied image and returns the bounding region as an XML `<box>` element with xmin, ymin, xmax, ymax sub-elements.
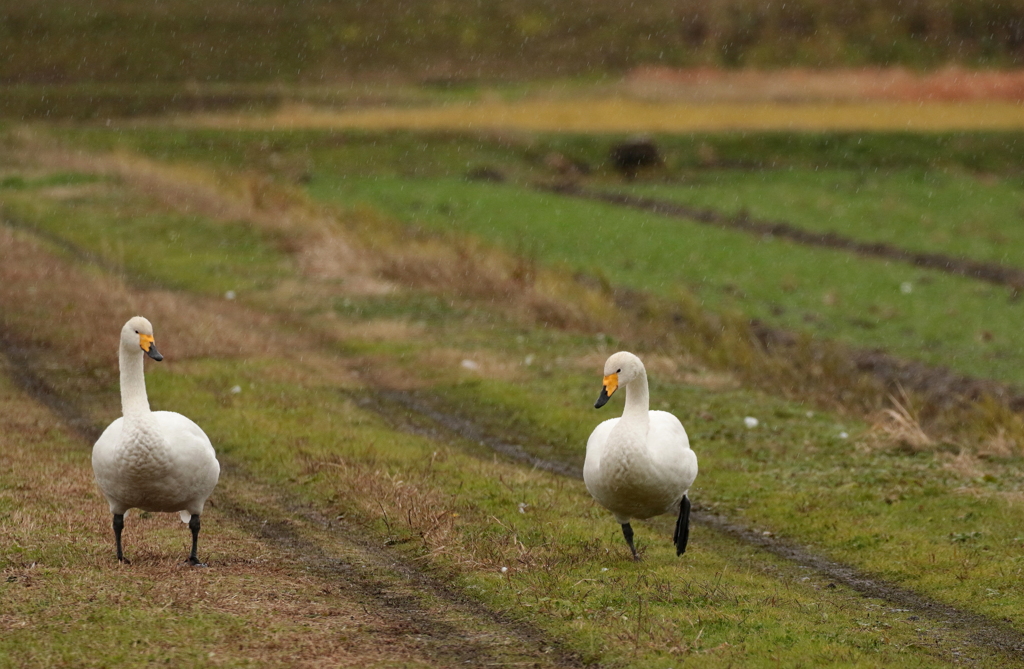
<box><xmin>139</xmin><ymin>334</ymin><xmax>163</xmax><ymax>361</ymax></box>
<box><xmin>594</xmin><ymin>373</ymin><xmax>618</xmax><ymax>409</ymax></box>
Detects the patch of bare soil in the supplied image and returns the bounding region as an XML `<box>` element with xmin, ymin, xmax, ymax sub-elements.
<box><xmin>624</xmin><ymin>66</ymin><xmax>1024</xmax><ymax>103</ymax></box>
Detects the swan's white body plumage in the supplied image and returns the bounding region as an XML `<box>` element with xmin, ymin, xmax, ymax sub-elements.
<box><xmin>92</xmin><ymin>316</ymin><xmax>220</xmax><ymax>525</ymax></box>
<box><xmin>585</xmin><ymin>410</ymin><xmax>696</xmax><ymax>523</ymax></box>
<box><xmin>93</xmin><ymin>411</ymin><xmax>220</xmax><ymax>522</ymax></box>
<box><xmin>584</xmin><ymin>352</ymin><xmax>697</xmax><ymax>525</ymax></box>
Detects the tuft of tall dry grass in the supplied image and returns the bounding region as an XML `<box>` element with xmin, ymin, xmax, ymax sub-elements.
<box><xmin>869</xmin><ymin>385</ymin><xmax>934</xmax><ymax>452</ymax></box>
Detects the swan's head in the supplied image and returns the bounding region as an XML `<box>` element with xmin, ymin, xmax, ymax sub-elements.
<box><xmin>120</xmin><ymin>316</ymin><xmax>163</xmax><ymax>361</ymax></box>
<box><xmin>594</xmin><ymin>351</ymin><xmax>644</xmax><ymax>409</ymax></box>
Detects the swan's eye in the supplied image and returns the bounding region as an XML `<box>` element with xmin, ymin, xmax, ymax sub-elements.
<box><xmin>616</xmin><ymin>368</ymin><xmax>621</xmax><ymax>373</ymax></box>
<box><xmin>134</xmin><ymin>330</ymin><xmax>139</xmax><ymax>334</ymax></box>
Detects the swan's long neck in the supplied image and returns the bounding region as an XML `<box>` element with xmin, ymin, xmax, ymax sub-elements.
<box><xmin>603</xmin><ymin>368</ymin><xmax>652</xmax><ymax>476</ymax></box>
<box><xmin>607</xmin><ymin>369</ymin><xmax>651</xmax><ymax>454</ymax></box>
<box><xmin>621</xmin><ymin>369</ymin><xmax>651</xmax><ymax>427</ymax></box>
<box><xmin>119</xmin><ymin>345</ymin><xmax>152</xmax><ymax>419</ymax></box>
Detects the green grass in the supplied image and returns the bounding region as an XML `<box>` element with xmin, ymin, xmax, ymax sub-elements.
<box><xmin>308</xmin><ymin>173</ymin><xmax>1024</xmax><ymax>387</ymax></box>
<box><xmin>53</xmin><ymin>127</ymin><xmax>1024</xmax><ymax>178</ymax></box>
<box><xmin>618</xmin><ymin>168</ymin><xmax>1024</xmax><ymax>269</ymax></box>
<box><xmin>39</xmin><ymin>125</ymin><xmax>1024</xmax><ymax>386</ymax></box>
<box><xmin>0</xmin><ymin>176</ymin><xmax>291</xmax><ymax>295</ymax></box>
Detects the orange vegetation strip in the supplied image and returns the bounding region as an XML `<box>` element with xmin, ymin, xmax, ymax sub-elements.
<box><xmin>186</xmin><ymin>99</ymin><xmax>1024</xmax><ymax>133</ymax></box>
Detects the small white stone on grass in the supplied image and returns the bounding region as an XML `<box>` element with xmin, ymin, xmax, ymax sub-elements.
<box><xmin>524</xmin><ymin>354</ymin><xmax>535</xmax><ymax>366</ymax></box>
<box><xmin>461</xmin><ymin>359</ymin><xmax>479</xmax><ymax>370</ymax></box>
<box><xmin>230</xmin><ymin>385</ymin><xmax>242</xmax><ymax>394</ymax></box>
<box><xmin>744</xmin><ymin>416</ymin><xmax>759</xmax><ymax>429</ymax></box>
<box><xmin>224</xmin><ymin>290</ymin><xmax>236</xmax><ymax>300</ymax></box>
<box><xmin>838</xmin><ymin>431</ymin><xmax>849</xmax><ymax>439</ymax></box>
<box><xmin>500</xmin><ymin>566</ymin><xmax>508</xmax><ymax>573</ymax></box>
<box><xmin>900</xmin><ymin>282</ymin><xmax>913</xmax><ymax>294</ymax></box>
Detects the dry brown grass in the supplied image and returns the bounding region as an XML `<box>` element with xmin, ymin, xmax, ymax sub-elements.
<box><xmin>868</xmin><ymin>386</ymin><xmax>934</xmax><ymax>452</ymax></box>
<box><xmin>977</xmin><ymin>428</ymin><xmax>1020</xmax><ymax>459</ymax></box>
<box><xmin>300</xmin><ymin>447</ymin><xmax>551</xmax><ymax>576</ymax></box>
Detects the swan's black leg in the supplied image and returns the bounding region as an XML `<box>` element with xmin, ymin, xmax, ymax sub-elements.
<box><xmin>674</xmin><ymin>495</ymin><xmax>691</xmax><ymax>556</ymax></box>
<box><xmin>621</xmin><ymin>522</ymin><xmax>639</xmax><ymax>561</ymax></box>
<box><xmin>113</xmin><ymin>513</ymin><xmax>129</xmax><ymax>564</ymax></box>
<box><xmin>187</xmin><ymin>514</ymin><xmax>206</xmax><ymax>566</ymax></box>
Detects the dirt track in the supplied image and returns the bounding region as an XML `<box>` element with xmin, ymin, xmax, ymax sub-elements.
<box><xmin>7</xmin><ymin>138</ymin><xmax>1024</xmax><ymax>665</ymax></box>
<box><xmin>362</xmin><ymin>388</ymin><xmax>1024</xmax><ymax>662</ymax></box>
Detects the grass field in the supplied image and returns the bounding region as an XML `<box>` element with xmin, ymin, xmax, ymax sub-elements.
<box><xmin>6</xmin><ymin>114</ymin><xmax>1024</xmax><ymax>667</ymax></box>
<box><xmin>63</xmin><ymin>124</ymin><xmax>1024</xmax><ymax>388</ymax></box>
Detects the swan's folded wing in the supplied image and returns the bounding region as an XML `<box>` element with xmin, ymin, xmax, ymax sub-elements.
<box><xmin>648</xmin><ymin>411</ymin><xmax>697</xmax><ymax>490</ymax></box>
<box><xmin>153</xmin><ymin>411</ymin><xmax>221</xmax><ymax>518</ymax></box>
<box><xmin>584</xmin><ymin>417</ymin><xmax>618</xmax><ymax>493</ymax></box>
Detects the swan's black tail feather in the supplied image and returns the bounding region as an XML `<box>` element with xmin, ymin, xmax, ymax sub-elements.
<box><xmin>674</xmin><ymin>495</ymin><xmax>691</xmax><ymax>556</ymax></box>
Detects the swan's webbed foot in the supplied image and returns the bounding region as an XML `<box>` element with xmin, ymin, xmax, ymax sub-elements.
<box><xmin>621</xmin><ymin>522</ymin><xmax>640</xmax><ymax>561</ymax></box>
<box><xmin>187</xmin><ymin>514</ymin><xmax>206</xmax><ymax>567</ymax></box>
<box><xmin>674</xmin><ymin>495</ymin><xmax>692</xmax><ymax>556</ymax></box>
<box><xmin>113</xmin><ymin>513</ymin><xmax>130</xmax><ymax>564</ymax></box>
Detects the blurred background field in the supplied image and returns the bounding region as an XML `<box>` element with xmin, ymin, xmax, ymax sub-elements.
<box><xmin>9</xmin><ymin>2</ymin><xmax>1024</xmax><ymax>668</ymax></box>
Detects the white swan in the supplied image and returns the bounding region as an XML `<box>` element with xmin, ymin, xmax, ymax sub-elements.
<box><xmin>585</xmin><ymin>351</ymin><xmax>698</xmax><ymax>560</ymax></box>
<box><xmin>92</xmin><ymin>316</ymin><xmax>220</xmax><ymax>565</ymax></box>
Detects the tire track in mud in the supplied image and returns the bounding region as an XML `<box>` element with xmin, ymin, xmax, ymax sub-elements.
<box><xmin>360</xmin><ymin>388</ymin><xmax>1024</xmax><ymax>662</ymax></box>
<box><xmin>544</xmin><ymin>183</ymin><xmax>1024</xmax><ymax>291</ymax></box>
<box><xmin>217</xmin><ymin>479</ymin><xmax>588</xmax><ymax>669</ymax></box>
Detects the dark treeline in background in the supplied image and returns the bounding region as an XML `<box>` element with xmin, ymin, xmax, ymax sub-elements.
<box><xmin>6</xmin><ymin>0</ymin><xmax>1024</xmax><ymax>86</ymax></box>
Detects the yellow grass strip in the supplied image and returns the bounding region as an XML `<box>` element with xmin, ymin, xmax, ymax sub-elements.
<box><xmin>185</xmin><ymin>99</ymin><xmax>1024</xmax><ymax>133</ymax></box>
